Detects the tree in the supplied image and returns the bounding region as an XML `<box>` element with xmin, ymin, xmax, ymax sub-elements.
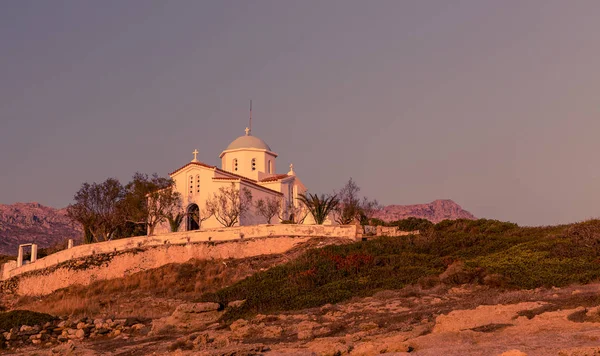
<box><xmin>254</xmin><ymin>196</ymin><xmax>282</xmax><ymax>224</ymax></box>
<box><xmin>333</xmin><ymin>178</ymin><xmax>362</xmax><ymax>224</ymax></box>
<box><xmin>279</xmin><ymin>200</ymin><xmax>309</xmax><ymax>224</ymax></box>
<box><xmin>166</xmin><ymin>212</ymin><xmax>184</xmax><ymax>232</ymax></box>
<box><xmin>189</xmin><ymin>203</ymin><xmax>213</xmax><ymax>229</ymax></box>
<box><xmin>333</xmin><ymin>178</ymin><xmax>382</xmax><ymax>225</ymax></box>
<box><xmin>121</xmin><ymin>173</ymin><xmax>182</xmax><ymax>236</ymax></box>
<box><xmin>297</xmin><ymin>192</ymin><xmax>339</xmax><ymax>225</ymax></box>
<box><xmin>205</xmin><ymin>183</ymin><xmax>253</xmax><ymax>227</ymax></box>
<box><xmin>66</xmin><ymin>178</ymin><xmax>125</xmax><ymax>242</ymax></box>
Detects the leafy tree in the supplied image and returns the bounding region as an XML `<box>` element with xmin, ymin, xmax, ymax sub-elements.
<box><xmin>206</xmin><ymin>183</ymin><xmax>253</xmax><ymax>227</ymax></box>
<box><xmin>66</xmin><ymin>178</ymin><xmax>124</xmax><ymax>242</ymax></box>
<box><xmin>166</xmin><ymin>212</ymin><xmax>184</xmax><ymax>232</ymax></box>
<box><xmin>121</xmin><ymin>173</ymin><xmax>182</xmax><ymax>236</ymax></box>
<box><xmin>254</xmin><ymin>196</ymin><xmax>282</xmax><ymax>224</ymax></box>
<box><xmin>297</xmin><ymin>193</ymin><xmax>339</xmax><ymax>225</ymax></box>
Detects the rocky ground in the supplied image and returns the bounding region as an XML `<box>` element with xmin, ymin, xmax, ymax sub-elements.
<box><xmin>5</xmin><ymin>282</ymin><xmax>600</xmax><ymax>355</ymax></box>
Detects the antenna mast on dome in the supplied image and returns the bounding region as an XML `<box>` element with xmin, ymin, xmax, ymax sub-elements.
<box><xmin>249</xmin><ymin>100</ymin><xmax>252</xmax><ymax>135</ymax></box>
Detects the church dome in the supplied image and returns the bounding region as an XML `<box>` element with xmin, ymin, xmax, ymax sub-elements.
<box><xmin>225</xmin><ymin>129</ymin><xmax>272</xmax><ymax>151</ymax></box>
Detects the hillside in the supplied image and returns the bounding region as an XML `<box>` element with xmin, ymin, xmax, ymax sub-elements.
<box><xmin>0</xmin><ymin>202</ymin><xmax>81</xmax><ymax>255</ymax></box>
<box><xmin>4</xmin><ymin>219</ymin><xmax>600</xmax><ymax>355</ymax></box>
<box><xmin>375</xmin><ymin>199</ymin><xmax>476</xmax><ymax>223</ymax></box>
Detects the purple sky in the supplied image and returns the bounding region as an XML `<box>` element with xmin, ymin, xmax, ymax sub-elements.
<box><xmin>2</xmin><ymin>1</ymin><xmax>600</xmax><ymax>226</ymax></box>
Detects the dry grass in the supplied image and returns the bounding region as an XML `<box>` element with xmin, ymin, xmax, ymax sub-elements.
<box><xmin>15</xmin><ymin>254</ymin><xmax>285</xmax><ymax>319</ymax></box>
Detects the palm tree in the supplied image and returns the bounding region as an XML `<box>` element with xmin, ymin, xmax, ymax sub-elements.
<box><xmin>167</xmin><ymin>212</ymin><xmax>184</xmax><ymax>232</ymax></box>
<box><xmin>297</xmin><ymin>193</ymin><xmax>339</xmax><ymax>225</ymax></box>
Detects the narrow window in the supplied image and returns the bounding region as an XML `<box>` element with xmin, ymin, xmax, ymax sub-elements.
<box><xmin>196</xmin><ymin>175</ymin><xmax>200</xmax><ymax>193</ymax></box>
<box><xmin>251</xmin><ymin>158</ymin><xmax>256</xmax><ymax>171</ymax></box>
<box><xmin>233</xmin><ymin>159</ymin><xmax>238</xmax><ymax>171</ymax></box>
<box><xmin>268</xmin><ymin>160</ymin><xmax>272</xmax><ymax>174</ymax></box>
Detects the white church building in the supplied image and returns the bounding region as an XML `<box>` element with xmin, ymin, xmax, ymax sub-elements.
<box><xmin>158</xmin><ymin>126</ymin><xmax>308</xmax><ymax>232</ymax></box>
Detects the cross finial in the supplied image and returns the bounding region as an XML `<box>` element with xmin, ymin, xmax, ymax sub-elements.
<box><xmin>289</xmin><ymin>163</ymin><xmax>295</xmax><ymax>175</ymax></box>
<box><xmin>245</xmin><ymin>127</ymin><xmax>250</xmax><ymax>136</ymax></box>
<box><xmin>191</xmin><ymin>149</ymin><xmax>199</xmax><ymax>162</ymax></box>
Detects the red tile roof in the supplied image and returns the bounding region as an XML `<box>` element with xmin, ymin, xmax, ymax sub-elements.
<box><xmin>259</xmin><ymin>174</ymin><xmax>290</xmax><ymax>182</ymax></box>
<box><xmin>170</xmin><ymin>161</ymin><xmax>283</xmax><ymax>195</ymax></box>
<box><xmin>169</xmin><ymin>161</ymin><xmax>215</xmax><ymax>176</ymax></box>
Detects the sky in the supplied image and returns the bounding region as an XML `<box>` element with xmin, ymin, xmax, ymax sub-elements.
<box><xmin>1</xmin><ymin>1</ymin><xmax>599</xmax><ymax>226</ymax></box>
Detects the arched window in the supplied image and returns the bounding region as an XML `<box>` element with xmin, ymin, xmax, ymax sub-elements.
<box><xmin>251</xmin><ymin>158</ymin><xmax>256</xmax><ymax>171</ymax></box>
<box><xmin>268</xmin><ymin>160</ymin><xmax>272</xmax><ymax>174</ymax></box>
<box><xmin>233</xmin><ymin>159</ymin><xmax>238</xmax><ymax>171</ymax></box>
<box><xmin>186</xmin><ymin>204</ymin><xmax>200</xmax><ymax>231</ymax></box>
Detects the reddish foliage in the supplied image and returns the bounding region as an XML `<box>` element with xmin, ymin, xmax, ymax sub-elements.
<box><xmin>320</xmin><ymin>251</ymin><xmax>374</xmax><ymax>273</ymax></box>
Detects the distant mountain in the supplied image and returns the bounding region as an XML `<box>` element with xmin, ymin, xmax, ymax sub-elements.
<box><xmin>0</xmin><ymin>202</ymin><xmax>82</xmax><ymax>256</ymax></box>
<box><xmin>374</xmin><ymin>199</ymin><xmax>476</xmax><ymax>223</ymax></box>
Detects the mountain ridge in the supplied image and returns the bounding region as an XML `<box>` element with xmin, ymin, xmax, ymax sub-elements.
<box><xmin>0</xmin><ymin>202</ymin><xmax>82</xmax><ymax>256</ymax></box>
<box><xmin>0</xmin><ymin>199</ymin><xmax>475</xmax><ymax>256</ymax></box>
<box><xmin>373</xmin><ymin>199</ymin><xmax>476</xmax><ymax>223</ymax></box>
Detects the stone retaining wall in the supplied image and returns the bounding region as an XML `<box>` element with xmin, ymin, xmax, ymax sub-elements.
<box><xmin>1</xmin><ymin>224</ymin><xmax>358</xmax><ymax>281</ymax></box>
<box><xmin>0</xmin><ymin>224</ymin><xmax>417</xmax><ymax>297</ymax></box>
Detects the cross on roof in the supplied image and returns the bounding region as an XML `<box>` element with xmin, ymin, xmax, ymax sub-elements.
<box><xmin>245</xmin><ymin>127</ymin><xmax>250</xmax><ymax>136</ymax></box>
<box><xmin>192</xmin><ymin>149</ymin><xmax>199</xmax><ymax>162</ymax></box>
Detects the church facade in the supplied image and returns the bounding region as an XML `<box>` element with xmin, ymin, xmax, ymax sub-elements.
<box><xmin>156</xmin><ymin>127</ymin><xmax>308</xmax><ymax>233</ymax></box>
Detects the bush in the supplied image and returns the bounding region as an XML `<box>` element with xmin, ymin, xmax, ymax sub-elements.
<box><xmin>389</xmin><ymin>217</ymin><xmax>434</xmax><ymax>232</ymax></box>
<box><xmin>0</xmin><ymin>310</ymin><xmax>56</xmax><ymax>331</ymax></box>
<box><xmin>199</xmin><ymin>218</ymin><xmax>600</xmax><ymax>321</ymax></box>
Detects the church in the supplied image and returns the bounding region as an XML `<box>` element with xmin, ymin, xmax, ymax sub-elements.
<box><xmin>156</xmin><ymin>125</ymin><xmax>309</xmax><ymax>232</ymax></box>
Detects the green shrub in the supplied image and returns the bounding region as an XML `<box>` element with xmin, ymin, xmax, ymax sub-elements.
<box><xmin>199</xmin><ymin>218</ymin><xmax>600</xmax><ymax>321</ymax></box>
<box><xmin>0</xmin><ymin>310</ymin><xmax>56</xmax><ymax>331</ymax></box>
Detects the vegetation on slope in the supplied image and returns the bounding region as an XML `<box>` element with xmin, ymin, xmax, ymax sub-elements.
<box><xmin>0</xmin><ymin>310</ymin><xmax>55</xmax><ymax>331</ymax></box>
<box><xmin>200</xmin><ymin>218</ymin><xmax>600</xmax><ymax>321</ymax></box>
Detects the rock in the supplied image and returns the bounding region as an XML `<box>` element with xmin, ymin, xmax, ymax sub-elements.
<box><xmin>297</xmin><ymin>321</ymin><xmax>321</xmax><ymax>340</ymax></box>
<box><xmin>227</xmin><ymin>300</ymin><xmax>246</xmax><ymax>308</ymax></box>
<box><xmin>132</xmin><ymin>323</ymin><xmax>145</xmax><ymax>331</ymax></box>
<box><xmin>358</xmin><ymin>322</ymin><xmax>378</xmax><ymax>331</ymax></box>
<box><xmin>433</xmin><ymin>302</ymin><xmax>545</xmax><ymax>333</ymax></box>
<box><xmin>175</xmin><ymin>302</ymin><xmax>220</xmax><ymax>313</ymax></box>
<box><xmin>193</xmin><ymin>333</ymin><xmax>215</xmax><ymax>345</ymax></box>
<box><xmin>260</xmin><ymin>325</ymin><xmax>283</xmax><ymax>339</ymax></box>
<box><xmin>306</xmin><ymin>338</ymin><xmax>349</xmax><ymax>355</ymax></box>
<box><xmin>96</xmin><ymin>328</ymin><xmax>110</xmax><ymax>335</ymax></box>
<box><xmin>499</xmin><ymin>350</ymin><xmax>528</xmax><ymax>356</ymax></box>
<box><xmin>125</xmin><ymin>317</ymin><xmax>142</xmax><ymax>327</ymax></box>
<box><xmin>76</xmin><ymin>322</ymin><xmax>86</xmax><ymax>329</ymax></box>
<box><xmin>75</xmin><ymin>329</ymin><xmax>85</xmax><ymax>339</ymax></box>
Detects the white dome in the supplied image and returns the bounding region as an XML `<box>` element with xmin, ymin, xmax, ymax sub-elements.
<box><xmin>225</xmin><ymin>133</ymin><xmax>271</xmax><ymax>151</ymax></box>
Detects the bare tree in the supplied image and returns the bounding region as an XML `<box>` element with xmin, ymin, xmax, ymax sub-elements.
<box><xmin>67</xmin><ymin>178</ymin><xmax>124</xmax><ymax>242</ymax></box>
<box><xmin>255</xmin><ymin>196</ymin><xmax>282</xmax><ymax>224</ymax></box>
<box><xmin>205</xmin><ymin>183</ymin><xmax>253</xmax><ymax>227</ymax></box>
<box><xmin>359</xmin><ymin>196</ymin><xmax>382</xmax><ymax>225</ymax></box>
<box><xmin>189</xmin><ymin>203</ymin><xmax>214</xmax><ymax>228</ymax></box>
<box><xmin>333</xmin><ymin>178</ymin><xmax>362</xmax><ymax>224</ymax></box>
<box><xmin>279</xmin><ymin>200</ymin><xmax>309</xmax><ymax>224</ymax></box>
<box><xmin>333</xmin><ymin>178</ymin><xmax>382</xmax><ymax>225</ymax></box>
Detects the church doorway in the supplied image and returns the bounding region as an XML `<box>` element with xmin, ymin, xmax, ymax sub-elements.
<box><xmin>186</xmin><ymin>204</ymin><xmax>200</xmax><ymax>231</ymax></box>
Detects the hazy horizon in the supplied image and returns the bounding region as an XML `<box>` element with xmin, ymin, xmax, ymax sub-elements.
<box><xmin>2</xmin><ymin>1</ymin><xmax>600</xmax><ymax>226</ymax></box>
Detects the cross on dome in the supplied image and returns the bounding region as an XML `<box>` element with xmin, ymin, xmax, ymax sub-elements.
<box><xmin>191</xmin><ymin>149</ymin><xmax>199</xmax><ymax>162</ymax></box>
<box><xmin>244</xmin><ymin>127</ymin><xmax>251</xmax><ymax>136</ymax></box>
